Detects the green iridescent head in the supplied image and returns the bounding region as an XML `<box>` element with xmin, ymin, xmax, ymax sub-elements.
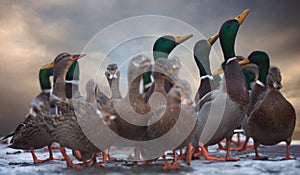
<box><xmin>239</xmin><ymin>51</ymin><xmax>270</xmax><ymax>85</ymax></box>
<box><xmin>153</xmin><ymin>34</ymin><xmax>193</xmax><ymax>60</ymax></box>
<box><xmin>219</xmin><ymin>9</ymin><xmax>249</xmax><ymax>62</ymax></box>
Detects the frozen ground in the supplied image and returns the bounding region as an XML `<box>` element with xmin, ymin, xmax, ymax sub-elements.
<box><xmin>0</xmin><ymin>138</ymin><xmax>300</xmax><ymax>175</ymax></box>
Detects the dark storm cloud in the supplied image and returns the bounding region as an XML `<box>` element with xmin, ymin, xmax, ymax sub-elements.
<box><xmin>0</xmin><ymin>0</ymin><xmax>299</xmax><ymax>139</ymax></box>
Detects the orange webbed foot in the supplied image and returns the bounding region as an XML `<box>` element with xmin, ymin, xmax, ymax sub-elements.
<box><xmin>282</xmin><ymin>156</ymin><xmax>296</xmax><ymax>160</ymax></box>
<box><xmin>33</xmin><ymin>158</ymin><xmax>50</xmax><ymax>164</ymax></box>
<box><xmin>163</xmin><ymin>163</ymin><xmax>181</xmax><ymax>170</ymax></box>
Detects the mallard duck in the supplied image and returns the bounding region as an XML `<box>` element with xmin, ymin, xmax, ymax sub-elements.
<box><xmin>143</xmin><ymin>34</ymin><xmax>193</xmax><ymax>91</ymax></box>
<box><xmin>193</xmin><ymin>9</ymin><xmax>250</xmax><ymax>161</ymax></box>
<box><xmin>233</xmin><ymin>51</ymin><xmax>270</xmax><ymax>151</ymax></box>
<box><xmin>37</xmin><ymin>53</ymin><xmax>115</xmax><ymax>168</ymax></box>
<box><xmin>108</xmin><ymin>55</ymin><xmax>162</xmax><ymax>161</ymax></box>
<box><xmin>144</xmin><ymin>58</ymin><xmax>175</xmax><ymax>103</ymax></box>
<box><xmin>3</xmin><ymin>67</ymin><xmax>57</xmax><ymax>164</ymax></box>
<box><xmin>248</xmin><ymin>66</ymin><xmax>296</xmax><ymax>160</ymax></box>
<box><xmin>105</xmin><ymin>63</ymin><xmax>122</xmax><ymax>100</ymax></box>
<box><xmin>193</xmin><ymin>33</ymin><xmax>219</xmax><ymax>104</ymax></box>
<box><xmin>142</xmin><ymin>79</ymin><xmax>197</xmax><ymax>169</ymax></box>
<box><xmin>211</xmin><ymin>56</ymin><xmax>258</xmax><ymax>150</ymax></box>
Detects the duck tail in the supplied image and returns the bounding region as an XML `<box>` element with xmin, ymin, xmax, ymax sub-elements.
<box><xmin>2</xmin><ymin>133</ymin><xmax>14</xmax><ymax>140</ymax></box>
<box><xmin>2</xmin><ymin>123</ymin><xmax>25</xmax><ymax>140</ymax></box>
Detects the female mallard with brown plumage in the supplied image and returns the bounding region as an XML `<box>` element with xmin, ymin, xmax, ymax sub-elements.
<box><xmin>142</xmin><ymin>79</ymin><xmax>197</xmax><ymax>170</ymax></box>
<box><xmin>37</xmin><ymin>53</ymin><xmax>116</xmax><ymax>168</ymax></box>
<box><xmin>248</xmin><ymin>66</ymin><xmax>296</xmax><ymax>160</ymax></box>
<box><xmin>105</xmin><ymin>63</ymin><xmax>122</xmax><ymax>100</ymax></box>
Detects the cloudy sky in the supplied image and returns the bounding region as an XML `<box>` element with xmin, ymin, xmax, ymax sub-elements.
<box><xmin>0</xmin><ymin>0</ymin><xmax>299</xmax><ymax>139</ymax></box>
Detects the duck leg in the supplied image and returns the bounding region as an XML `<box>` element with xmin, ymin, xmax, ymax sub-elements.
<box><xmin>217</xmin><ymin>142</ymin><xmax>226</xmax><ymax>150</ymax></box>
<box><xmin>230</xmin><ymin>137</ymin><xmax>254</xmax><ymax>151</ymax></box>
<box><xmin>30</xmin><ymin>147</ymin><xmax>49</xmax><ymax>163</ymax></box>
<box><xmin>162</xmin><ymin>154</ymin><xmax>181</xmax><ymax>170</ymax></box>
<box><xmin>105</xmin><ymin>147</ymin><xmax>117</xmax><ymax>161</ymax></box>
<box><xmin>193</xmin><ymin>147</ymin><xmax>202</xmax><ymax>157</ymax></box>
<box><xmin>231</xmin><ymin>133</ymin><xmax>242</xmax><ymax>146</ymax></box>
<box><xmin>48</xmin><ymin>145</ymin><xmax>64</xmax><ymax>161</ymax></box>
<box><xmin>102</xmin><ymin>151</ymin><xmax>109</xmax><ymax>164</ymax></box>
<box><xmin>224</xmin><ymin>139</ymin><xmax>239</xmax><ymax>161</ymax></box>
<box><xmin>177</xmin><ymin>148</ymin><xmax>185</xmax><ymax>160</ymax></box>
<box><xmin>134</xmin><ymin>146</ymin><xmax>141</xmax><ymax>160</ymax></box>
<box><xmin>59</xmin><ymin>147</ymin><xmax>82</xmax><ymax>168</ymax></box>
<box><xmin>253</xmin><ymin>141</ymin><xmax>268</xmax><ymax>160</ymax></box>
<box><xmin>283</xmin><ymin>142</ymin><xmax>295</xmax><ymax>160</ymax></box>
<box><xmin>185</xmin><ymin>143</ymin><xmax>192</xmax><ymax>165</ymax></box>
<box><xmin>199</xmin><ymin>143</ymin><xmax>223</xmax><ymax>161</ymax></box>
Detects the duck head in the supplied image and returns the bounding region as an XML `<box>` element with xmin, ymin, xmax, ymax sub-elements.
<box><xmin>194</xmin><ymin>33</ymin><xmax>219</xmax><ymax>77</ymax></box>
<box><xmin>267</xmin><ymin>66</ymin><xmax>282</xmax><ymax>90</ymax></box>
<box><xmin>105</xmin><ymin>63</ymin><xmax>119</xmax><ymax>80</ymax></box>
<box><xmin>219</xmin><ymin>9</ymin><xmax>249</xmax><ymax>62</ymax></box>
<box><xmin>239</xmin><ymin>51</ymin><xmax>270</xmax><ymax>85</ymax></box>
<box><xmin>42</xmin><ymin>52</ymin><xmax>86</xmax><ymax>84</ymax></box>
<box><xmin>168</xmin><ymin>79</ymin><xmax>193</xmax><ymax>105</ymax></box>
<box><xmin>128</xmin><ymin>55</ymin><xmax>152</xmax><ymax>80</ymax></box>
<box><xmin>153</xmin><ymin>34</ymin><xmax>193</xmax><ymax>60</ymax></box>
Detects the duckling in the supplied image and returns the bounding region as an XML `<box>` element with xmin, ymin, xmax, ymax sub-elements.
<box><xmin>248</xmin><ymin>66</ymin><xmax>296</xmax><ymax>160</ymax></box>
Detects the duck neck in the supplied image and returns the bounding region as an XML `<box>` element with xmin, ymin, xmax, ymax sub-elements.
<box><xmin>53</xmin><ymin>63</ymin><xmax>72</xmax><ymax>100</ymax></box>
<box><xmin>85</xmin><ymin>92</ymin><xmax>96</xmax><ymax>103</ymax></box>
<box><xmin>110</xmin><ymin>77</ymin><xmax>122</xmax><ymax>99</ymax></box>
<box><xmin>225</xmin><ymin>58</ymin><xmax>249</xmax><ymax>106</ymax></box>
<box><xmin>154</xmin><ymin>74</ymin><xmax>167</xmax><ymax>94</ymax></box>
<box><xmin>143</xmin><ymin>65</ymin><xmax>153</xmax><ymax>90</ymax></box>
<box><xmin>257</xmin><ymin>65</ymin><xmax>269</xmax><ymax>86</ymax></box>
<box><xmin>194</xmin><ymin>57</ymin><xmax>209</xmax><ymax>78</ymax></box>
<box><xmin>39</xmin><ymin>68</ymin><xmax>52</xmax><ymax>92</ymax></box>
<box><xmin>65</xmin><ymin>61</ymin><xmax>81</xmax><ymax>99</ymax></box>
<box><xmin>128</xmin><ymin>74</ymin><xmax>142</xmax><ymax>96</ymax></box>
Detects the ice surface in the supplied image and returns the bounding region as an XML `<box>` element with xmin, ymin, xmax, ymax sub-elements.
<box><xmin>0</xmin><ymin>137</ymin><xmax>299</xmax><ymax>175</ymax></box>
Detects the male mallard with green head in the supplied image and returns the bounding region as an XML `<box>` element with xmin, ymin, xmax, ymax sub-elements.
<box><xmin>234</xmin><ymin>51</ymin><xmax>270</xmax><ymax>151</ymax></box>
<box><xmin>143</xmin><ymin>34</ymin><xmax>193</xmax><ymax>91</ymax></box>
<box><xmin>193</xmin><ymin>9</ymin><xmax>250</xmax><ymax>161</ymax></box>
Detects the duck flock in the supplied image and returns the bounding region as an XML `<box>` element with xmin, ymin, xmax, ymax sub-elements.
<box><xmin>2</xmin><ymin>9</ymin><xmax>296</xmax><ymax>170</ymax></box>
